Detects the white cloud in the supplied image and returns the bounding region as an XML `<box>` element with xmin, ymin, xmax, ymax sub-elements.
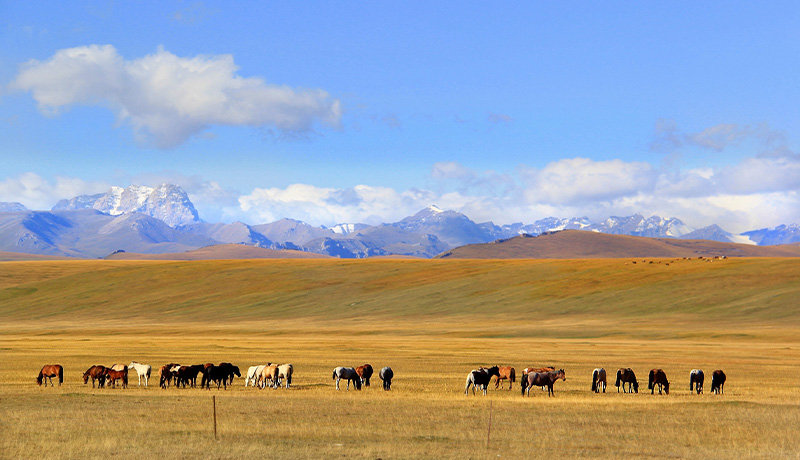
<box><xmin>0</xmin><ymin>173</ymin><xmax>110</xmax><ymax>210</ymax></box>
<box><xmin>519</xmin><ymin>158</ymin><xmax>657</xmax><ymax>206</ymax></box>
<box><xmin>10</xmin><ymin>45</ymin><xmax>342</xmax><ymax>148</ymax></box>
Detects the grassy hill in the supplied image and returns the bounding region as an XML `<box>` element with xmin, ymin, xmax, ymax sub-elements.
<box><xmin>437</xmin><ymin>230</ymin><xmax>800</xmax><ymax>259</ymax></box>
<box><xmin>103</xmin><ymin>243</ymin><xmax>331</xmax><ymax>260</ymax></box>
<box><xmin>2</xmin><ymin>257</ymin><xmax>799</xmax><ymax>339</ymax></box>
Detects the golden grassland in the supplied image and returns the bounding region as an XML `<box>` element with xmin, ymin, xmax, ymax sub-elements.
<box><xmin>2</xmin><ymin>257</ymin><xmax>800</xmax><ymax>459</ymax></box>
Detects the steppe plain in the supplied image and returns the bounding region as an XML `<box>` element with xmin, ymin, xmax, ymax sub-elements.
<box><xmin>2</xmin><ymin>256</ymin><xmax>800</xmax><ymax>459</ymax></box>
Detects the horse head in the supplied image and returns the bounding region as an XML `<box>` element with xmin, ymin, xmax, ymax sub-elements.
<box><xmin>664</xmin><ymin>380</ymin><xmax>670</xmax><ymax>395</ymax></box>
<box><xmin>558</xmin><ymin>369</ymin><xmax>566</xmax><ymax>381</ymax></box>
<box><xmin>36</xmin><ymin>374</ymin><xmax>43</xmax><ymax>386</ymax></box>
<box><xmin>486</xmin><ymin>366</ymin><xmax>501</xmax><ymax>378</ymax></box>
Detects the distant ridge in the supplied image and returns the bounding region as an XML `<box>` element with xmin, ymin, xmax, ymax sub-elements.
<box><xmin>436</xmin><ymin>230</ymin><xmax>800</xmax><ymax>259</ymax></box>
<box><xmin>104</xmin><ymin>243</ymin><xmax>332</xmax><ymax>260</ymax></box>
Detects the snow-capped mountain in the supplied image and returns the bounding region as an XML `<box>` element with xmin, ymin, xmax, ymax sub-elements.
<box><xmin>742</xmin><ymin>224</ymin><xmax>800</xmax><ymax>246</ymax></box>
<box><xmin>0</xmin><ymin>202</ymin><xmax>28</xmax><ymax>212</ymax></box>
<box><xmin>53</xmin><ymin>184</ymin><xmax>201</xmax><ymax>227</ymax></box>
<box><xmin>4</xmin><ymin>186</ymin><xmax>800</xmax><ymax>259</ymax></box>
<box><xmin>593</xmin><ymin>214</ymin><xmax>691</xmax><ymax>238</ymax></box>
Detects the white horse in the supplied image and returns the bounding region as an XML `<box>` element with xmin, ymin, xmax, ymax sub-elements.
<box><xmin>332</xmin><ymin>367</ymin><xmax>361</xmax><ymax>390</ymax></box>
<box><xmin>128</xmin><ymin>361</ymin><xmax>152</xmax><ymax>387</ymax></box>
<box><xmin>245</xmin><ymin>365</ymin><xmax>267</xmax><ymax>387</ymax></box>
<box><xmin>276</xmin><ymin>364</ymin><xmax>293</xmax><ymax>389</ymax></box>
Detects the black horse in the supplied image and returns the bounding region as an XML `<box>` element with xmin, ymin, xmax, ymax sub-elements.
<box><xmin>690</xmin><ymin>369</ymin><xmax>704</xmax><ymax>394</ymax></box>
<box><xmin>464</xmin><ymin>366</ymin><xmax>500</xmax><ymax>395</ymax></box>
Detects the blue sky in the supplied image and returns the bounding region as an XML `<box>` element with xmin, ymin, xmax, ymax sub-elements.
<box><xmin>1</xmin><ymin>1</ymin><xmax>798</xmax><ymax>232</ymax></box>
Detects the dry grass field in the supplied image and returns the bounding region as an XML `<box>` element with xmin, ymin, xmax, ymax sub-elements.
<box><xmin>2</xmin><ymin>257</ymin><xmax>800</xmax><ymax>459</ymax></box>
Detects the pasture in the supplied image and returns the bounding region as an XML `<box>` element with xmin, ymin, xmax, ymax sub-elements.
<box><xmin>2</xmin><ymin>257</ymin><xmax>800</xmax><ymax>459</ymax></box>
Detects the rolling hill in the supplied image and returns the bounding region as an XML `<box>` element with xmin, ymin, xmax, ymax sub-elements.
<box><xmin>104</xmin><ymin>243</ymin><xmax>331</xmax><ymax>260</ymax></box>
<box><xmin>436</xmin><ymin>230</ymin><xmax>800</xmax><ymax>259</ymax></box>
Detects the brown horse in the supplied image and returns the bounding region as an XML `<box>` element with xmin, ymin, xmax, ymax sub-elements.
<box><xmin>37</xmin><ymin>364</ymin><xmax>63</xmax><ymax>387</ymax></box>
<box><xmin>648</xmin><ymin>369</ymin><xmax>669</xmax><ymax>395</ymax></box>
<box><xmin>218</xmin><ymin>362</ymin><xmax>241</xmax><ymax>386</ymax></box>
<box><xmin>494</xmin><ymin>366</ymin><xmax>516</xmax><ymax>390</ymax></box>
<box><xmin>83</xmin><ymin>365</ymin><xmax>107</xmax><ymax>388</ymax></box>
<box><xmin>591</xmin><ymin>368</ymin><xmax>607</xmax><ymax>393</ymax></box>
<box><xmin>520</xmin><ymin>369</ymin><xmax>566</xmax><ymax>397</ymax></box>
<box><xmin>159</xmin><ymin>363</ymin><xmax>179</xmax><ymax>389</ymax></box>
<box><xmin>710</xmin><ymin>370</ymin><xmax>726</xmax><ymax>394</ymax></box>
<box><xmin>355</xmin><ymin>364</ymin><xmax>374</xmax><ymax>387</ymax></box>
<box><xmin>523</xmin><ymin>367</ymin><xmax>555</xmax><ymax>391</ymax></box>
<box><xmin>615</xmin><ymin>368</ymin><xmax>639</xmax><ymax>393</ymax></box>
<box><xmin>203</xmin><ymin>365</ymin><xmax>230</xmax><ymax>390</ymax></box>
<box><xmin>105</xmin><ymin>366</ymin><xmax>128</xmax><ymax>389</ymax></box>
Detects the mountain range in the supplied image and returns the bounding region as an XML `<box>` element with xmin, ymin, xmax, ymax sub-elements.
<box><xmin>1</xmin><ymin>184</ymin><xmax>798</xmax><ymax>259</ymax></box>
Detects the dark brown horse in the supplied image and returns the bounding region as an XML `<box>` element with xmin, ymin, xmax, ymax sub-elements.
<box><xmin>83</xmin><ymin>365</ymin><xmax>107</xmax><ymax>388</ymax></box>
<box><xmin>175</xmin><ymin>365</ymin><xmax>205</xmax><ymax>388</ymax></box>
<box><xmin>159</xmin><ymin>363</ymin><xmax>179</xmax><ymax>389</ymax></box>
<box><xmin>615</xmin><ymin>368</ymin><xmax>639</xmax><ymax>393</ymax></box>
<box><xmin>690</xmin><ymin>369</ymin><xmax>704</xmax><ymax>394</ymax></box>
<box><xmin>520</xmin><ymin>369</ymin><xmax>566</xmax><ymax>397</ymax></box>
<box><xmin>105</xmin><ymin>366</ymin><xmax>128</xmax><ymax>389</ymax></box>
<box><xmin>356</xmin><ymin>364</ymin><xmax>374</xmax><ymax>387</ymax></box>
<box><xmin>648</xmin><ymin>369</ymin><xmax>669</xmax><ymax>395</ymax></box>
<box><xmin>37</xmin><ymin>364</ymin><xmax>63</xmax><ymax>387</ymax></box>
<box><xmin>494</xmin><ymin>366</ymin><xmax>516</xmax><ymax>390</ymax></box>
<box><xmin>710</xmin><ymin>370</ymin><xmax>726</xmax><ymax>394</ymax></box>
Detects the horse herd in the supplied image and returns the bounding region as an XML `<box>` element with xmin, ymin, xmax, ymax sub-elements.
<box><xmin>37</xmin><ymin>362</ymin><xmax>726</xmax><ymax>397</ymax></box>
<box><xmin>464</xmin><ymin>365</ymin><xmax>727</xmax><ymax>397</ymax></box>
<box><xmin>36</xmin><ymin>362</ymin><xmax>395</xmax><ymax>392</ymax></box>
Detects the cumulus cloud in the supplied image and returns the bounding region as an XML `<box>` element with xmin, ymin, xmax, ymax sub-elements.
<box><xmin>519</xmin><ymin>158</ymin><xmax>657</xmax><ymax>206</ymax></box>
<box><xmin>0</xmin><ymin>173</ymin><xmax>110</xmax><ymax>210</ymax></box>
<box><xmin>10</xmin><ymin>45</ymin><xmax>342</xmax><ymax>148</ymax></box>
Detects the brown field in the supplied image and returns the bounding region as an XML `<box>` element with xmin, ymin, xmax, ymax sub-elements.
<box><xmin>2</xmin><ymin>257</ymin><xmax>800</xmax><ymax>459</ymax></box>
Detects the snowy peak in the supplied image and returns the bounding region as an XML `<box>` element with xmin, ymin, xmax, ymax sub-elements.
<box><xmin>52</xmin><ymin>183</ymin><xmax>201</xmax><ymax>227</ymax></box>
<box><xmin>329</xmin><ymin>223</ymin><xmax>370</xmax><ymax>235</ymax></box>
<box><xmin>0</xmin><ymin>202</ymin><xmax>29</xmax><ymax>212</ymax></box>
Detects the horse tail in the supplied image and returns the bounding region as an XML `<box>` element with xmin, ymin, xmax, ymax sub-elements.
<box><xmin>510</xmin><ymin>368</ymin><xmax>515</xmax><ymax>383</ymax></box>
<box><xmin>615</xmin><ymin>369</ymin><xmax>621</xmax><ymax>387</ymax></box>
<box><xmin>58</xmin><ymin>365</ymin><xmax>64</xmax><ymax>385</ymax></box>
<box><xmin>332</xmin><ymin>370</ymin><xmax>337</xmax><ymax>380</ymax></box>
<box><xmin>648</xmin><ymin>369</ymin><xmax>655</xmax><ymax>390</ymax></box>
<box><xmin>592</xmin><ymin>370</ymin><xmax>598</xmax><ymax>392</ymax></box>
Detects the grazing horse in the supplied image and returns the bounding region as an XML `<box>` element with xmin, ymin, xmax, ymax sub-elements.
<box><xmin>464</xmin><ymin>366</ymin><xmax>501</xmax><ymax>396</ymax></box>
<box><xmin>175</xmin><ymin>365</ymin><xmax>204</xmax><ymax>388</ymax></box>
<box><xmin>159</xmin><ymin>363</ymin><xmax>179</xmax><ymax>389</ymax></box>
<box><xmin>218</xmin><ymin>363</ymin><xmax>241</xmax><ymax>386</ymax></box>
<box><xmin>520</xmin><ymin>369</ymin><xmax>566</xmax><ymax>397</ymax></box>
<box><xmin>203</xmin><ymin>365</ymin><xmax>230</xmax><ymax>390</ymax></box>
<box><xmin>276</xmin><ymin>364</ymin><xmax>293</xmax><ymax>389</ymax></box>
<box><xmin>83</xmin><ymin>365</ymin><xmax>107</xmax><ymax>388</ymax></box>
<box><xmin>379</xmin><ymin>366</ymin><xmax>393</xmax><ymax>391</ymax></box>
<box><xmin>259</xmin><ymin>364</ymin><xmax>280</xmax><ymax>389</ymax></box>
<box><xmin>648</xmin><ymin>369</ymin><xmax>670</xmax><ymax>395</ymax></box>
<box><xmin>332</xmin><ymin>367</ymin><xmax>362</xmax><ymax>391</ymax></box>
<box><xmin>710</xmin><ymin>370</ymin><xmax>726</xmax><ymax>394</ymax></box>
<box><xmin>690</xmin><ymin>369</ymin><xmax>704</xmax><ymax>394</ymax></box>
<box><xmin>591</xmin><ymin>368</ymin><xmax>607</xmax><ymax>393</ymax></box>
<box><xmin>615</xmin><ymin>368</ymin><xmax>639</xmax><ymax>393</ymax></box>
<box><xmin>494</xmin><ymin>366</ymin><xmax>516</xmax><ymax>390</ymax></box>
<box><xmin>245</xmin><ymin>365</ymin><xmax>267</xmax><ymax>387</ymax></box>
<box><xmin>128</xmin><ymin>361</ymin><xmax>151</xmax><ymax>387</ymax></box>
<box><xmin>37</xmin><ymin>364</ymin><xmax>64</xmax><ymax>387</ymax></box>
<box><xmin>105</xmin><ymin>366</ymin><xmax>128</xmax><ymax>389</ymax></box>
<box><xmin>356</xmin><ymin>364</ymin><xmax>374</xmax><ymax>387</ymax></box>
